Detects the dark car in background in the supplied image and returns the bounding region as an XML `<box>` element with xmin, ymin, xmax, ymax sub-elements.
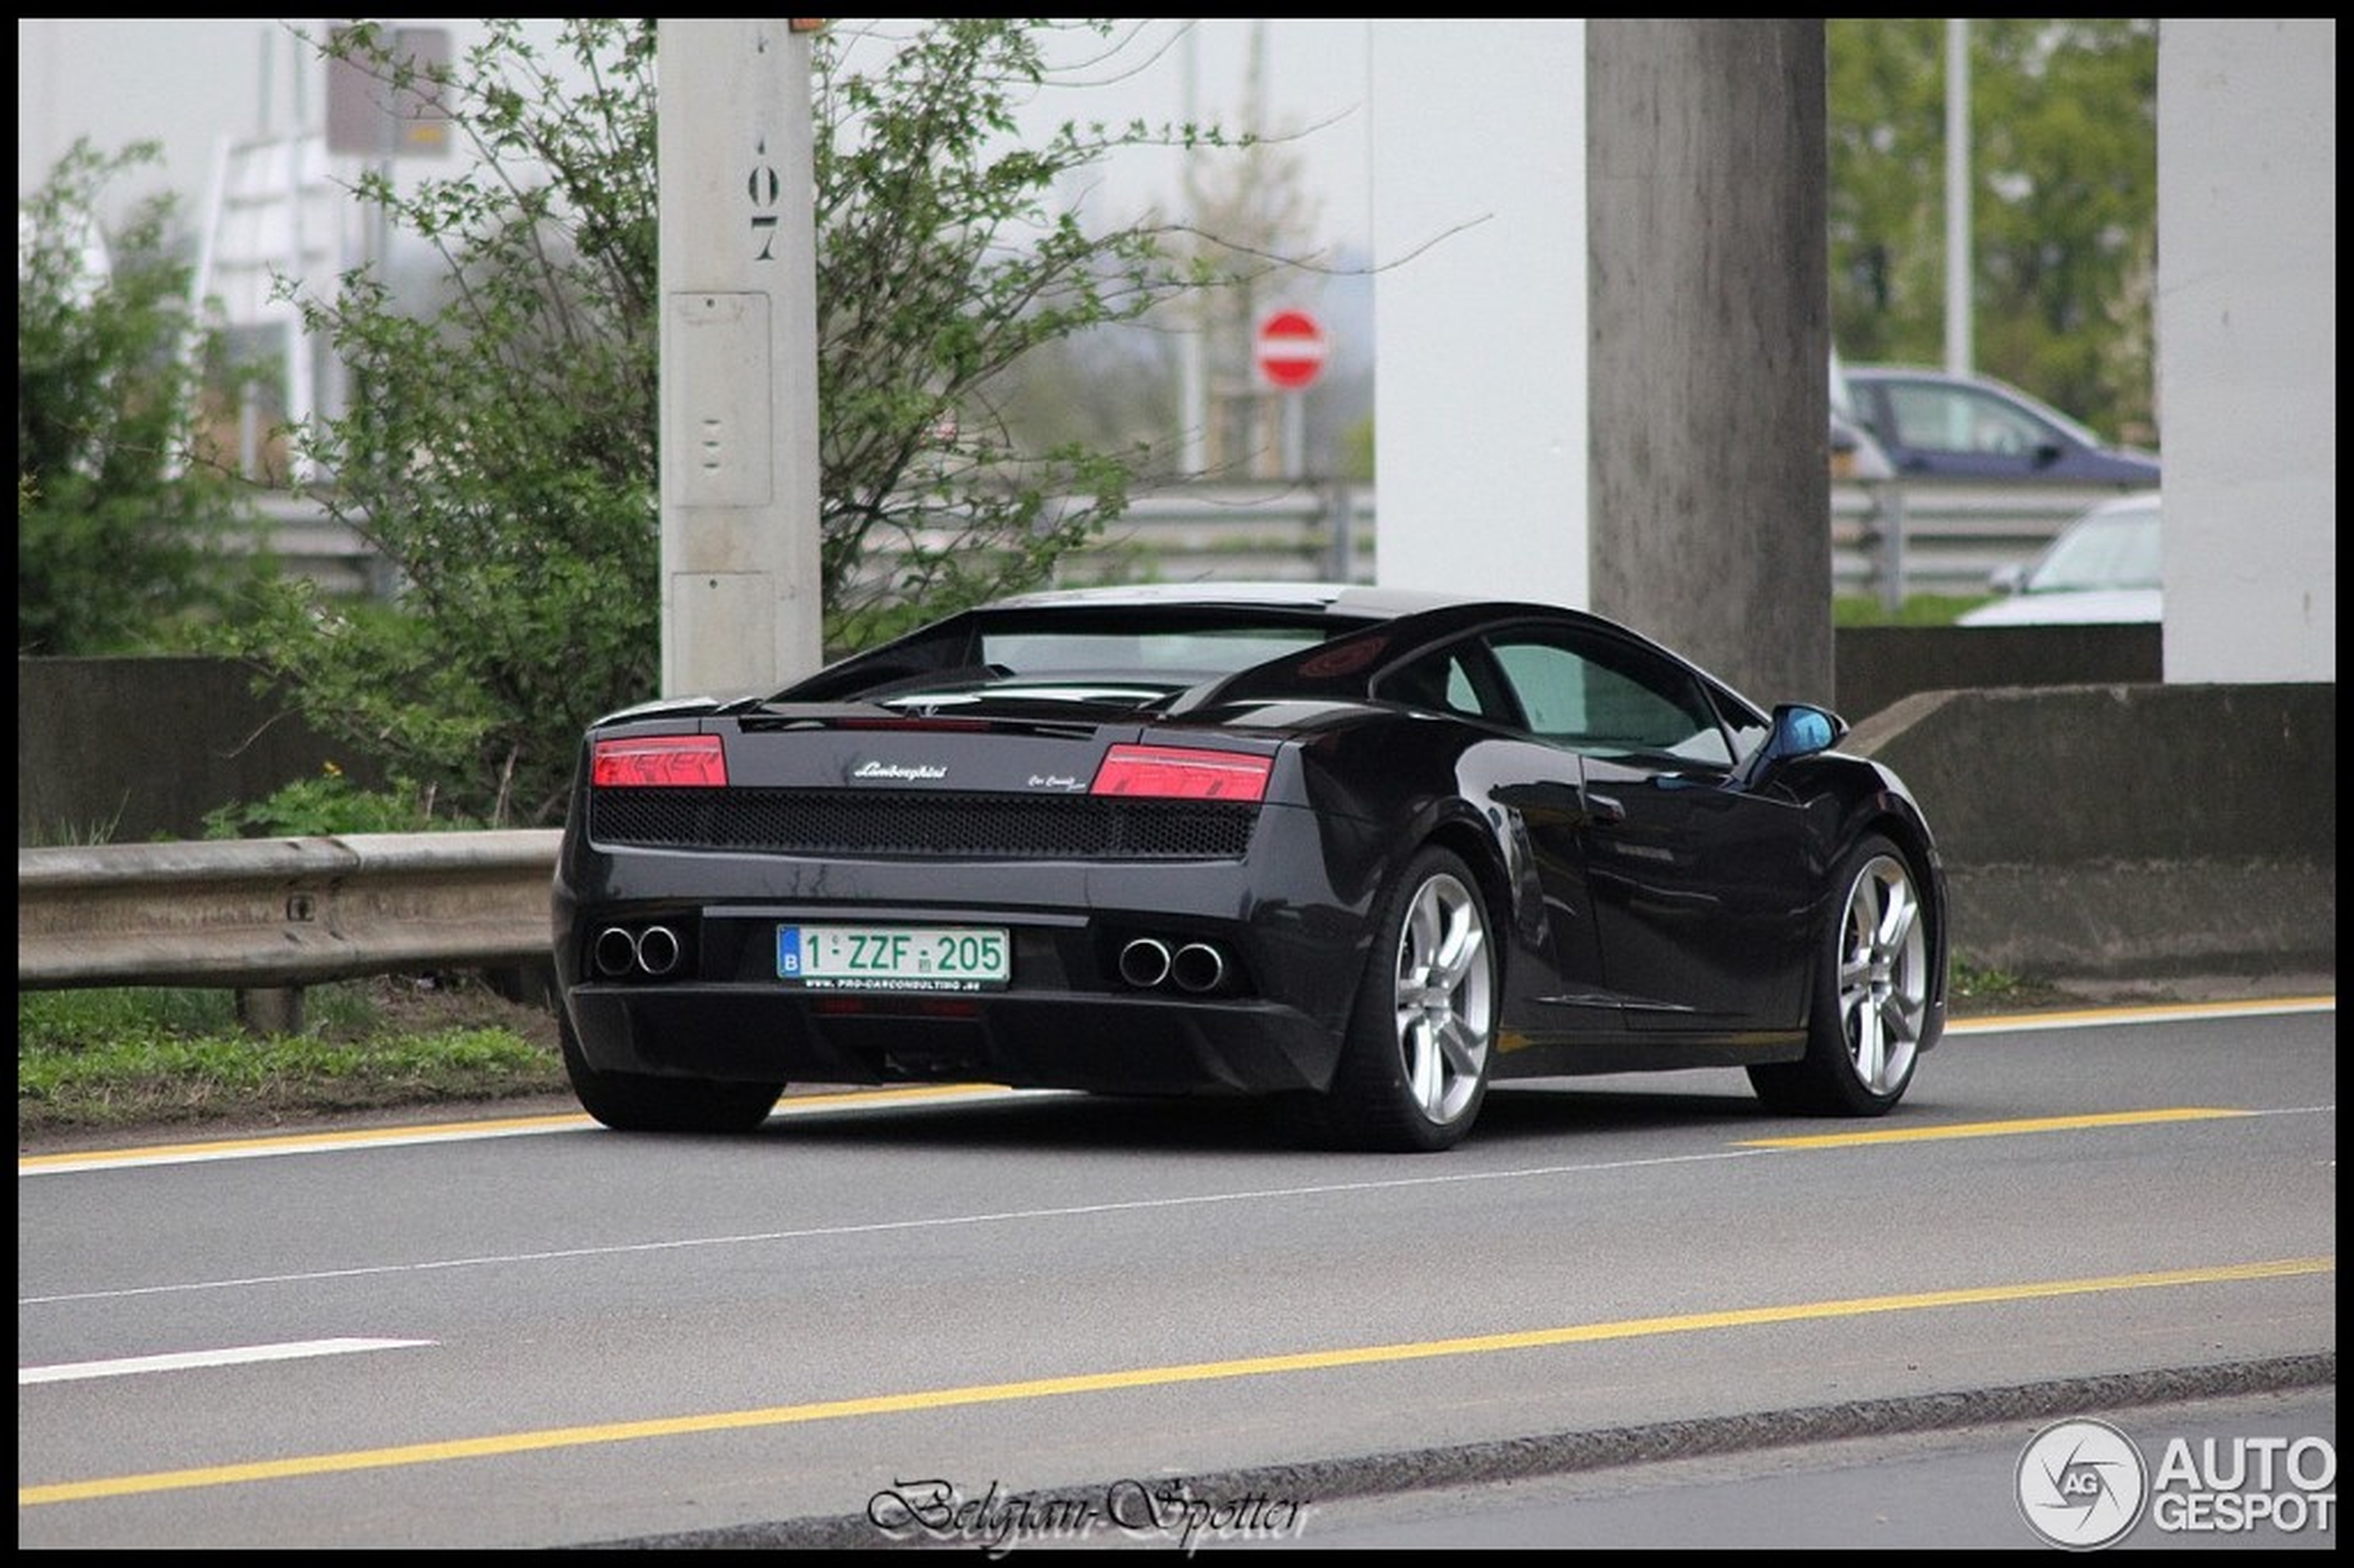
<box><xmin>552</xmin><ymin>583</ymin><xmax>1949</xmax><ymax>1152</ymax></box>
<box><xmin>1845</xmin><ymin>363</ymin><xmax>2161</xmax><ymax>487</ymax></box>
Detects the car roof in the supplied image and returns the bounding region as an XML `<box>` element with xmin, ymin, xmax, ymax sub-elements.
<box><xmin>978</xmin><ymin>580</ymin><xmax>1480</xmax><ymax>618</ymax></box>
<box><xmin>1848</xmin><ymin>362</ymin><xmax>2031</xmax><ymax>386</ymax></box>
<box><xmin>769</xmin><ymin>582</ymin><xmax>1588</xmax><ymax>708</ymax></box>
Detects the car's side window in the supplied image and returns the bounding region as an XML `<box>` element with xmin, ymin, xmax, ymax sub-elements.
<box><xmin>1716</xmin><ymin>700</ymin><xmax>1772</xmax><ymax>763</ymax></box>
<box><xmin>1377</xmin><ymin>649</ymin><xmax>1490</xmax><ymax>720</ymax></box>
<box><xmin>1887</xmin><ymin>382</ymin><xmax>2051</xmax><ymax>459</ymax></box>
<box><xmin>1487</xmin><ymin>632</ymin><xmax>1732</xmax><ymax>767</ymax></box>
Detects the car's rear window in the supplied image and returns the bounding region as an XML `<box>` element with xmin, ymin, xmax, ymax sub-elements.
<box><xmin>979</xmin><ymin>625</ymin><xmax>1335</xmax><ymax>677</ymax></box>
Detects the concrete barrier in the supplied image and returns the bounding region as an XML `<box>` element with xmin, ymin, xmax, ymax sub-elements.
<box><xmin>1831</xmin><ymin>625</ymin><xmax>2160</xmax><ymax>729</ymax></box>
<box><xmin>15</xmin><ymin>667</ymin><xmax>2336</xmax><ymax>993</ymax></box>
<box><xmin>1845</xmin><ymin>683</ymin><xmax>2336</xmax><ymax>980</ymax></box>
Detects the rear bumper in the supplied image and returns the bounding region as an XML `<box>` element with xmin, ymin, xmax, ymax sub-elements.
<box><xmin>563</xmin><ymin>983</ymin><xmax>1345</xmax><ymax>1096</ymax></box>
<box><xmin>553</xmin><ymin>812</ymin><xmax>1385</xmax><ymax>1097</ymax></box>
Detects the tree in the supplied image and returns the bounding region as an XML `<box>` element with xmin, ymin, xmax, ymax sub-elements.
<box><xmin>219</xmin><ymin>18</ymin><xmax>1261</xmax><ymax>827</ymax></box>
<box><xmin>17</xmin><ymin>140</ymin><xmax>263</xmax><ymax>655</ymax></box>
<box><xmin>1828</xmin><ymin>19</ymin><xmax>2158</xmax><ymax>445</ymax></box>
<box><xmin>946</xmin><ymin>20</ymin><xmax>1355</xmax><ymax>485</ymax></box>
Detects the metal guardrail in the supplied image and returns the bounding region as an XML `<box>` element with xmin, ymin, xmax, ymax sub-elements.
<box><xmin>16</xmin><ymin>830</ymin><xmax>562</xmax><ymax>993</ymax></box>
<box><xmin>1831</xmin><ymin>480</ymin><xmax>2123</xmax><ymax>602</ymax></box>
<box><xmin>261</xmin><ymin>480</ymin><xmax>2111</xmax><ymax>605</ymax></box>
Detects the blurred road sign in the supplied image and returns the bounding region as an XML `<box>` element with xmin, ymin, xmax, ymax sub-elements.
<box><xmin>1255</xmin><ymin>309</ymin><xmax>1328</xmax><ymax>391</ymax></box>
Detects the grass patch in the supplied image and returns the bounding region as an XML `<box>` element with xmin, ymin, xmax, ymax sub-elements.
<box><xmin>1833</xmin><ymin>593</ymin><xmax>1993</xmax><ymax>626</ymax></box>
<box><xmin>1948</xmin><ymin>958</ymin><xmax>2080</xmax><ymax>1014</ymax></box>
<box><xmin>18</xmin><ymin>975</ymin><xmax>565</xmax><ymax>1136</ymax></box>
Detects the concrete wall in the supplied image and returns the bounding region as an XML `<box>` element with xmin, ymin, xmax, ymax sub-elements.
<box><xmin>16</xmin><ymin>657</ymin><xmax>380</xmax><ymax>846</ymax></box>
<box><xmin>1833</xmin><ymin>624</ymin><xmax>2159</xmax><ymax>727</ymax></box>
<box><xmin>1847</xmin><ymin>683</ymin><xmax>2335</xmax><ymax>980</ymax></box>
<box><xmin>2157</xmin><ymin>19</ymin><xmax>2337</xmax><ymax>686</ymax></box>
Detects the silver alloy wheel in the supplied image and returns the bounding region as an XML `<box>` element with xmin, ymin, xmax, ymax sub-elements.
<box><xmin>1389</xmin><ymin>869</ymin><xmax>1495</xmax><ymax>1125</ymax></box>
<box><xmin>1835</xmin><ymin>853</ymin><xmax>1928</xmax><ymax>1094</ymax></box>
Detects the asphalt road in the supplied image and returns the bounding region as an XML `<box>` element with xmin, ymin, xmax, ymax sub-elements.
<box><xmin>18</xmin><ymin>995</ymin><xmax>2337</xmax><ymax>1549</ymax></box>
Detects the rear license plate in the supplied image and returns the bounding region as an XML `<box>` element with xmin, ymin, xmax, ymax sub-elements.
<box><xmin>777</xmin><ymin>924</ymin><xmax>1009</xmax><ymax>992</ymax></box>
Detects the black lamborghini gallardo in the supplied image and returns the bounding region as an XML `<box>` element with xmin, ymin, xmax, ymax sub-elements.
<box><xmin>553</xmin><ymin>583</ymin><xmax>1947</xmax><ymax>1151</ymax></box>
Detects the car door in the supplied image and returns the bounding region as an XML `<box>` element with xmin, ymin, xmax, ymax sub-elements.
<box><xmin>1374</xmin><ymin>641</ymin><xmax>1616</xmax><ymax>1039</ymax></box>
<box><xmin>1481</xmin><ymin>626</ymin><xmax>1814</xmax><ymax>1034</ymax></box>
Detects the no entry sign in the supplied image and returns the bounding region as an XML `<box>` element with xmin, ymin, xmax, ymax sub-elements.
<box><xmin>1254</xmin><ymin>309</ymin><xmax>1328</xmax><ymax>391</ymax></box>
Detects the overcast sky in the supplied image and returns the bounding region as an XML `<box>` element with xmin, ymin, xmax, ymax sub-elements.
<box><xmin>18</xmin><ymin>19</ymin><xmax>1377</xmax><ymax>253</ymax></box>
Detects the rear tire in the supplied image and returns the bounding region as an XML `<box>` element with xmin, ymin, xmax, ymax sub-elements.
<box><xmin>1317</xmin><ymin>846</ymin><xmax>1497</xmax><ymax>1152</ymax></box>
<box><xmin>1748</xmin><ymin>832</ymin><xmax>1929</xmax><ymax>1117</ymax></box>
<box><xmin>559</xmin><ymin>1010</ymin><xmax>782</xmax><ymax>1133</ymax></box>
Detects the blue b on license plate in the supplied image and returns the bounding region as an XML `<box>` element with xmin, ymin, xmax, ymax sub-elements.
<box><xmin>777</xmin><ymin>924</ymin><xmax>1009</xmax><ymax>991</ymax></box>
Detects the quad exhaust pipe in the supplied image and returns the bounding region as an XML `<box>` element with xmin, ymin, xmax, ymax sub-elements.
<box><xmin>1117</xmin><ymin>937</ymin><xmax>1171</xmax><ymax>989</ymax></box>
<box><xmin>1118</xmin><ymin>937</ymin><xmax>1229</xmax><ymax>994</ymax></box>
<box><xmin>594</xmin><ymin>923</ymin><xmax>683</xmax><ymax>980</ymax></box>
<box><xmin>1170</xmin><ymin>942</ymin><xmax>1226</xmax><ymax>993</ymax></box>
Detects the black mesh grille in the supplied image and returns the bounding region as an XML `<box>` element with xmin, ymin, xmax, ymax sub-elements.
<box><xmin>589</xmin><ymin>789</ymin><xmax>1257</xmax><ymax>861</ymax></box>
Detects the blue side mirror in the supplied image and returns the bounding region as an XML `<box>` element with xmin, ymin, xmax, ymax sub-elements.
<box><xmin>1763</xmin><ymin>702</ymin><xmax>1843</xmax><ymax>767</ymax></box>
<box><xmin>1733</xmin><ymin>702</ymin><xmax>1847</xmax><ymax>790</ymax></box>
<box><xmin>1783</xmin><ymin>705</ymin><xmax>1837</xmax><ymax>755</ymax></box>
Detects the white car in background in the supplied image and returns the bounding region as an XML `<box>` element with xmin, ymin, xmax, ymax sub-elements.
<box><xmin>1958</xmin><ymin>491</ymin><xmax>2162</xmax><ymax>626</ymax></box>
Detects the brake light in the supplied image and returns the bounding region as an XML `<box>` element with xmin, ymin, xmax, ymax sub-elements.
<box><xmin>591</xmin><ymin>734</ymin><xmax>728</xmax><ymax>788</ymax></box>
<box><xmin>1090</xmin><ymin>743</ymin><xmax>1272</xmax><ymax>802</ymax></box>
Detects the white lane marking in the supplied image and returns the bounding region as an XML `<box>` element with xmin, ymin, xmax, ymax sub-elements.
<box><xmin>19</xmin><ymin>1102</ymin><xmax>2335</xmax><ymax>1310</ymax></box>
<box><xmin>20</xmin><ymin>1337</ymin><xmax>435</xmax><ymax>1385</ymax></box>
<box><xmin>21</xmin><ymin>1147</ymin><xmax>1782</xmax><ymax>1308</ymax></box>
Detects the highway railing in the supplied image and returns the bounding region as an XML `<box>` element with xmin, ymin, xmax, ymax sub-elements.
<box><xmin>17</xmin><ymin>830</ymin><xmax>563</xmax><ymax>1030</ymax></box>
<box><xmin>261</xmin><ymin>480</ymin><xmax>2107</xmax><ymax>606</ymax></box>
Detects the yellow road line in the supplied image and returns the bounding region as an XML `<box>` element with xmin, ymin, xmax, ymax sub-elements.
<box><xmin>1743</xmin><ymin>1106</ymin><xmax>2256</xmax><ymax>1148</ymax></box>
<box><xmin>1946</xmin><ymin>994</ymin><xmax>2334</xmax><ymax>1032</ymax></box>
<box><xmin>17</xmin><ymin>1084</ymin><xmax>1022</xmax><ymax>1174</ymax></box>
<box><xmin>20</xmin><ymin>1256</ymin><xmax>2334</xmax><ymax>1507</ymax></box>
<box><xmin>16</xmin><ymin>1113</ymin><xmax>593</xmax><ymax>1171</ymax></box>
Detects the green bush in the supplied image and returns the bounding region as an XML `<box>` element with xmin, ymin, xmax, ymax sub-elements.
<box><xmin>200</xmin><ymin>762</ymin><xmax>481</xmax><ymax>840</ymax></box>
<box><xmin>18</xmin><ymin>140</ymin><xmax>266</xmax><ymax>655</ymax></box>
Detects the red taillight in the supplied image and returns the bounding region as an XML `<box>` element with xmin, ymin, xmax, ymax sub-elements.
<box><xmin>591</xmin><ymin>734</ymin><xmax>728</xmax><ymax>788</ymax></box>
<box><xmin>1090</xmin><ymin>743</ymin><xmax>1272</xmax><ymax>802</ymax></box>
